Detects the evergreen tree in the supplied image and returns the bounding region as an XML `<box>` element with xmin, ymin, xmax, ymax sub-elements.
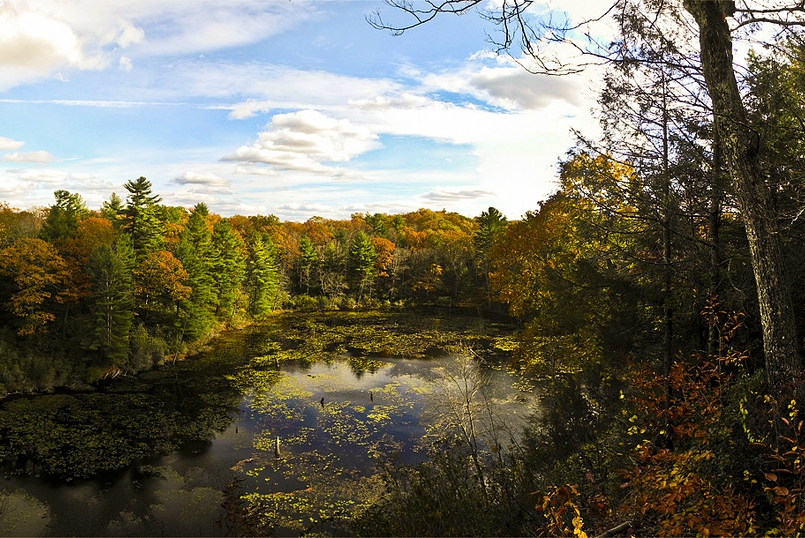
<box><xmin>474</xmin><ymin>207</ymin><xmax>508</xmax><ymax>308</ymax></box>
<box><xmin>298</xmin><ymin>235</ymin><xmax>317</xmax><ymax>295</ymax></box>
<box><xmin>349</xmin><ymin>230</ymin><xmax>377</xmax><ymax>303</ymax></box>
<box><xmin>86</xmin><ymin>235</ymin><xmax>134</xmax><ymax>368</ymax></box>
<box><xmin>122</xmin><ymin>177</ymin><xmax>165</xmax><ymax>259</ymax></box>
<box><xmin>176</xmin><ymin>205</ymin><xmax>216</xmax><ymax>340</ymax></box>
<box><xmin>211</xmin><ymin>220</ymin><xmax>247</xmax><ymax>320</ymax></box>
<box><xmin>40</xmin><ymin>190</ymin><xmax>89</xmax><ymax>244</ymax></box>
<box><xmin>247</xmin><ymin>234</ymin><xmax>280</xmax><ymax>318</ymax></box>
<box><xmin>100</xmin><ymin>192</ymin><xmax>124</xmax><ymax>227</ymax></box>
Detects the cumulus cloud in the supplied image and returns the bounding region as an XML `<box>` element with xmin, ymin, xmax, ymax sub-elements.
<box><xmin>0</xmin><ymin>137</ymin><xmax>24</xmax><ymax>150</ymax></box>
<box><xmin>2</xmin><ymin>151</ymin><xmax>55</xmax><ymax>164</ymax></box>
<box><xmin>115</xmin><ymin>21</ymin><xmax>144</xmax><ymax>48</ymax></box>
<box><xmin>224</xmin><ymin>110</ymin><xmax>381</xmax><ymax>175</ymax></box>
<box><xmin>0</xmin><ymin>2</ymin><xmax>141</xmax><ymax>89</ymax></box>
<box><xmin>173</xmin><ymin>171</ymin><xmax>231</xmax><ymax>187</ymax></box>
<box><xmin>416</xmin><ymin>55</ymin><xmax>588</xmax><ymax>111</ymax></box>
<box><xmin>0</xmin><ymin>7</ymin><xmax>83</xmax><ymax>69</ymax></box>
<box><xmin>469</xmin><ymin>66</ymin><xmax>586</xmax><ymax>109</ymax></box>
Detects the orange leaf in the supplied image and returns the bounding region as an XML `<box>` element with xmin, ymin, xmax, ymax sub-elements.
<box><xmin>765</xmin><ymin>472</ymin><xmax>779</xmax><ymax>482</ymax></box>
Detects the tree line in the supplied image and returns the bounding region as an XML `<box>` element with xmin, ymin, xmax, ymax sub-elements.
<box><xmin>0</xmin><ymin>177</ymin><xmax>509</xmax><ymax>394</ymax></box>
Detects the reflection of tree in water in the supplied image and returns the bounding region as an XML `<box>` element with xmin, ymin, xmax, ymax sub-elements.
<box><xmin>0</xmin><ymin>351</ymin><xmax>243</xmax><ymax>480</ymax></box>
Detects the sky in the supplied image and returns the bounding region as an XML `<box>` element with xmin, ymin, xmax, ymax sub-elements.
<box><xmin>0</xmin><ymin>0</ymin><xmax>608</xmax><ymax>222</ymax></box>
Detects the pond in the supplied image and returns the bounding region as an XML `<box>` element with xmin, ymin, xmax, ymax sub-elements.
<box><xmin>0</xmin><ymin>310</ymin><xmax>529</xmax><ymax>536</ymax></box>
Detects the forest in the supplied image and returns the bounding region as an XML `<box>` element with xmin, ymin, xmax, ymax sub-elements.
<box><xmin>6</xmin><ymin>1</ymin><xmax>805</xmax><ymax>536</ymax></box>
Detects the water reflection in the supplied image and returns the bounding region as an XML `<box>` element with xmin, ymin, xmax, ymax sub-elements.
<box><xmin>0</xmin><ymin>354</ymin><xmax>528</xmax><ymax>536</ymax></box>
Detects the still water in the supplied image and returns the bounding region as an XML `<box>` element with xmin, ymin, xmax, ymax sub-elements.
<box><xmin>0</xmin><ymin>316</ymin><xmax>529</xmax><ymax>536</ymax></box>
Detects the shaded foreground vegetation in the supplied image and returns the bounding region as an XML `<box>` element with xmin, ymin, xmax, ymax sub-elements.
<box><xmin>1</xmin><ymin>307</ymin><xmax>805</xmax><ymax>535</ymax></box>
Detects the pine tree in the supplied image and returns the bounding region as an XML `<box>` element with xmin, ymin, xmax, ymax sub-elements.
<box><xmin>247</xmin><ymin>234</ymin><xmax>280</xmax><ymax>318</ymax></box>
<box><xmin>100</xmin><ymin>193</ymin><xmax>124</xmax><ymax>228</ymax></box>
<box><xmin>298</xmin><ymin>235</ymin><xmax>317</xmax><ymax>296</ymax></box>
<box><xmin>474</xmin><ymin>207</ymin><xmax>508</xmax><ymax>309</ymax></box>
<box><xmin>86</xmin><ymin>235</ymin><xmax>134</xmax><ymax>368</ymax></box>
<box><xmin>349</xmin><ymin>231</ymin><xmax>377</xmax><ymax>303</ymax></box>
<box><xmin>40</xmin><ymin>190</ymin><xmax>89</xmax><ymax>244</ymax></box>
<box><xmin>122</xmin><ymin>177</ymin><xmax>165</xmax><ymax>260</ymax></box>
<box><xmin>211</xmin><ymin>220</ymin><xmax>247</xmax><ymax>320</ymax></box>
<box><xmin>176</xmin><ymin>205</ymin><xmax>216</xmax><ymax>340</ymax></box>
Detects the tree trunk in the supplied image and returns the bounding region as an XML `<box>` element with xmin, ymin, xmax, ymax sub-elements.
<box><xmin>708</xmin><ymin>132</ymin><xmax>724</xmax><ymax>358</ymax></box>
<box><xmin>684</xmin><ymin>1</ymin><xmax>799</xmax><ymax>389</ymax></box>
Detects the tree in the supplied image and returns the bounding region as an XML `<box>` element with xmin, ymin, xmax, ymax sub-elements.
<box><xmin>371</xmin><ymin>0</ymin><xmax>804</xmax><ymax>390</ymax></box>
<box><xmin>176</xmin><ymin>205</ymin><xmax>216</xmax><ymax>340</ymax></box>
<box><xmin>433</xmin><ymin>228</ymin><xmax>474</xmax><ymax>306</ymax></box>
<box><xmin>320</xmin><ymin>238</ymin><xmax>348</xmax><ymax>300</ymax></box>
<box><xmin>247</xmin><ymin>234</ymin><xmax>281</xmax><ymax>317</ymax></box>
<box><xmin>682</xmin><ymin>0</ymin><xmax>800</xmax><ymax>390</ymax></box>
<box><xmin>0</xmin><ymin>203</ymin><xmax>42</xmax><ymax>247</ymax></box>
<box><xmin>297</xmin><ymin>235</ymin><xmax>318</xmax><ymax>296</ymax></box>
<box><xmin>428</xmin><ymin>354</ymin><xmax>495</xmax><ymax>504</ymax></box>
<box><xmin>122</xmin><ymin>177</ymin><xmax>165</xmax><ymax>259</ymax></box>
<box><xmin>489</xmin><ymin>156</ymin><xmax>641</xmax><ymax>375</ymax></box>
<box><xmin>0</xmin><ymin>237</ymin><xmax>68</xmax><ymax>336</ymax></box>
<box><xmin>86</xmin><ymin>236</ymin><xmax>135</xmax><ymax>367</ymax></box>
<box><xmin>371</xmin><ymin>236</ymin><xmax>396</xmax><ymax>277</ymax></box>
<box><xmin>57</xmin><ymin>217</ymin><xmax>117</xmax><ymax>333</ymax></box>
<box><xmin>133</xmin><ymin>250</ymin><xmax>191</xmax><ymax>318</ymax></box>
<box><xmin>745</xmin><ymin>40</ymin><xmax>805</xmax><ymax>346</ymax></box>
<box><xmin>40</xmin><ymin>190</ymin><xmax>89</xmax><ymax>244</ymax></box>
<box><xmin>349</xmin><ymin>230</ymin><xmax>377</xmax><ymax>303</ymax></box>
<box><xmin>474</xmin><ymin>207</ymin><xmax>508</xmax><ymax>309</ymax></box>
<box><xmin>211</xmin><ymin>219</ymin><xmax>247</xmax><ymax>320</ymax></box>
<box><xmin>101</xmin><ymin>192</ymin><xmax>125</xmax><ymax>228</ymax></box>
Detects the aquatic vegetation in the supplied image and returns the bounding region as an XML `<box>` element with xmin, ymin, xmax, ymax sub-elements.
<box><xmin>0</xmin><ymin>309</ymin><xmax>522</xmax><ymax>535</ymax></box>
<box><xmin>0</xmin><ymin>356</ymin><xmax>242</xmax><ymax>479</ymax></box>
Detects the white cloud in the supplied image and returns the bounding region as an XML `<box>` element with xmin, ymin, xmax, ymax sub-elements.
<box><xmin>0</xmin><ymin>7</ymin><xmax>84</xmax><ymax>68</ymax></box>
<box><xmin>0</xmin><ymin>137</ymin><xmax>24</xmax><ymax>150</ymax></box>
<box><xmin>18</xmin><ymin>169</ymin><xmax>66</xmax><ymax>182</ymax></box>
<box><xmin>0</xmin><ymin>1</ymin><xmax>317</xmax><ymax>91</ymax></box>
<box><xmin>189</xmin><ymin>65</ymin><xmax>401</xmax><ymax>119</ymax></box>
<box><xmin>421</xmin><ymin>188</ymin><xmax>493</xmax><ymax>202</ymax></box>
<box><xmin>174</xmin><ymin>171</ymin><xmax>231</xmax><ymax>187</ymax></box>
<box><xmin>2</xmin><ymin>151</ymin><xmax>55</xmax><ymax>164</ymax></box>
<box><xmin>469</xmin><ymin>66</ymin><xmax>587</xmax><ymax>109</ymax></box>
<box><xmin>115</xmin><ymin>21</ymin><xmax>144</xmax><ymax>48</ymax></box>
<box><xmin>119</xmin><ymin>56</ymin><xmax>133</xmax><ymax>72</ymax></box>
<box><xmin>224</xmin><ymin>109</ymin><xmax>381</xmax><ymax>174</ymax></box>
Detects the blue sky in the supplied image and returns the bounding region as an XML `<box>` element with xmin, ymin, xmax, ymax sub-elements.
<box><xmin>0</xmin><ymin>1</ymin><xmax>605</xmax><ymax>221</ymax></box>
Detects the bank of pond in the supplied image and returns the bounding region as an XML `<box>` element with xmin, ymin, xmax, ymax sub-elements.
<box><xmin>0</xmin><ymin>309</ymin><xmax>536</xmax><ymax>536</ymax></box>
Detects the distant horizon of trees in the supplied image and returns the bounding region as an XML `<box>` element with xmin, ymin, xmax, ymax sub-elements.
<box><xmin>0</xmin><ymin>179</ymin><xmax>513</xmax><ymax>394</ymax></box>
